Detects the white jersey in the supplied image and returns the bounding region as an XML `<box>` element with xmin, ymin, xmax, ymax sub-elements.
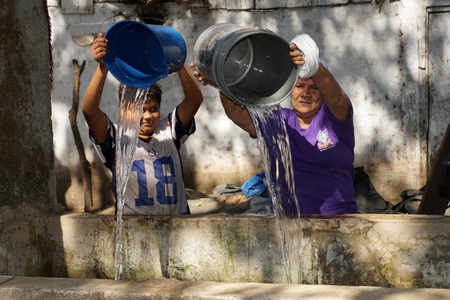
<box><xmin>91</xmin><ymin>107</ymin><xmax>195</xmax><ymax>215</ymax></box>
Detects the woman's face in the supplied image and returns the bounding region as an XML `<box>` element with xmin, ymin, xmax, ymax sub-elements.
<box><xmin>290</xmin><ymin>77</ymin><xmax>323</xmax><ymax>122</ymax></box>
<box><xmin>139</xmin><ymin>98</ymin><xmax>161</xmax><ymax>138</ymax></box>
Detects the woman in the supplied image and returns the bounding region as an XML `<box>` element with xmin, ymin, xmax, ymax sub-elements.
<box><xmin>195</xmin><ymin>33</ymin><xmax>357</xmax><ymax>214</ymax></box>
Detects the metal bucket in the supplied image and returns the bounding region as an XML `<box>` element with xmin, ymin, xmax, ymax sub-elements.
<box><xmin>193</xmin><ymin>23</ymin><xmax>298</xmax><ymax>106</ymax></box>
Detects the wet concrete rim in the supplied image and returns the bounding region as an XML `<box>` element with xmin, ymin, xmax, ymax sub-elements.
<box><xmin>1</xmin><ymin>276</ymin><xmax>450</xmax><ymax>300</ymax></box>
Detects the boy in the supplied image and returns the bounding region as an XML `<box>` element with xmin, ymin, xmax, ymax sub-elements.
<box><xmin>82</xmin><ymin>33</ymin><xmax>203</xmax><ymax>215</ymax></box>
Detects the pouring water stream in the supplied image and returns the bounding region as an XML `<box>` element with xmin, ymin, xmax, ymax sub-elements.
<box><xmin>114</xmin><ymin>86</ymin><xmax>147</xmax><ymax>280</ymax></box>
<box><xmin>249</xmin><ymin>104</ymin><xmax>303</xmax><ymax>284</ymax></box>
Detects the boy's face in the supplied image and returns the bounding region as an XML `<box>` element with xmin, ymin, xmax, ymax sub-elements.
<box><xmin>139</xmin><ymin>98</ymin><xmax>161</xmax><ymax>138</ymax></box>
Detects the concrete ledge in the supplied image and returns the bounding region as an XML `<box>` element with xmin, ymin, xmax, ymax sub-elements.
<box><xmin>1</xmin><ymin>276</ymin><xmax>450</xmax><ymax>300</ymax></box>
<box><xmin>44</xmin><ymin>213</ymin><xmax>450</xmax><ymax>288</ymax></box>
<box><xmin>2</xmin><ymin>211</ymin><xmax>450</xmax><ymax>288</ymax></box>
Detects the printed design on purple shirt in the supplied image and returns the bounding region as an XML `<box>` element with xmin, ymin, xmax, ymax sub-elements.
<box><xmin>317</xmin><ymin>128</ymin><xmax>334</xmax><ymax>151</ymax></box>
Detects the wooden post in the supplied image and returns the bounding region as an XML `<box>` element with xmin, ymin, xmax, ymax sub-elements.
<box><xmin>69</xmin><ymin>59</ymin><xmax>94</xmax><ymax>212</ymax></box>
<box><xmin>418</xmin><ymin>124</ymin><xmax>450</xmax><ymax>215</ymax></box>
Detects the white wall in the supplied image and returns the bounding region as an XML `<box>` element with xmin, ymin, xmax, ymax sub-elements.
<box><xmin>48</xmin><ymin>0</ymin><xmax>449</xmax><ymax>210</ymax></box>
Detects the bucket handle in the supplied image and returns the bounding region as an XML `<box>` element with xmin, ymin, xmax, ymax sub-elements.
<box><xmin>97</xmin><ymin>14</ymin><xmax>143</xmax><ymax>34</ymax></box>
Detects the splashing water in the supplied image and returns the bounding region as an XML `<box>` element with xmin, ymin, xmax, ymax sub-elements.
<box><xmin>114</xmin><ymin>86</ymin><xmax>148</xmax><ymax>280</ymax></box>
<box><xmin>248</xmin><ymin>104</ymin><xmax>303</xmax><ymax>284</ymax></box>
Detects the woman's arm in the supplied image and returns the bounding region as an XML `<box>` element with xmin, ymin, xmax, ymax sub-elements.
<box><xmin>219</xmin><ymin>92</ymin><xmax>256</xmax><ymax>136</ymax></box>
<box><xmin>311</xmin><ymin>65</ymin><xmax>350</xmax><ymax>121</ymax></box>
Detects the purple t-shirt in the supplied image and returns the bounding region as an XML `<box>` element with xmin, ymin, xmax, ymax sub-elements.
<box><xmin>282</xmin><ymin>100</ymin><xmax>358</xmax><ymax>214</ymax></box>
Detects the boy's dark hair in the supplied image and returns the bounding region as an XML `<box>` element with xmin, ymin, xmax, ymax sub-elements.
<box><xmin>118</xmin><ymin>83</ymin><xmax>163</xmax><ymax>106</ymax></box>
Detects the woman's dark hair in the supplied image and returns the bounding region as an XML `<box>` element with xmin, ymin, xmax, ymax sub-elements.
<box><xmin>118</xmin><ymin>83</ymin><xmax>163</xmax><ymax>106</ymax></box>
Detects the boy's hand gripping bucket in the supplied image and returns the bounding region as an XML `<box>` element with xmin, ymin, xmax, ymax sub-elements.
<box><xmin>104</xmin><ymin>20</ymin><xmax>187</xmax><ymax>89</ymax></box>
<box><xmin>193</xmin><ymin>23</ymin><xmax>298</xmax><ymax>107</ymax></box>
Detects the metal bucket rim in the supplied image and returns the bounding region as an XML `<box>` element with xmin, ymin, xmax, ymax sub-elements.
<box><xmin>212</xmin><ymin>30</ymin><xmax>297</xmax><ymax>106</ymax></box>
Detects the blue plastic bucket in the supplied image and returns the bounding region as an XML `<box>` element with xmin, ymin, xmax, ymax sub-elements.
<box><xmin>193</xmin><ymin>23</ymin><xmax>298</xmax><ymax>107</ymax></box>
<box><xmin>104</xmin><ymin>20</ymin><xmax>187</xmax><ymax>89</ymax></box>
